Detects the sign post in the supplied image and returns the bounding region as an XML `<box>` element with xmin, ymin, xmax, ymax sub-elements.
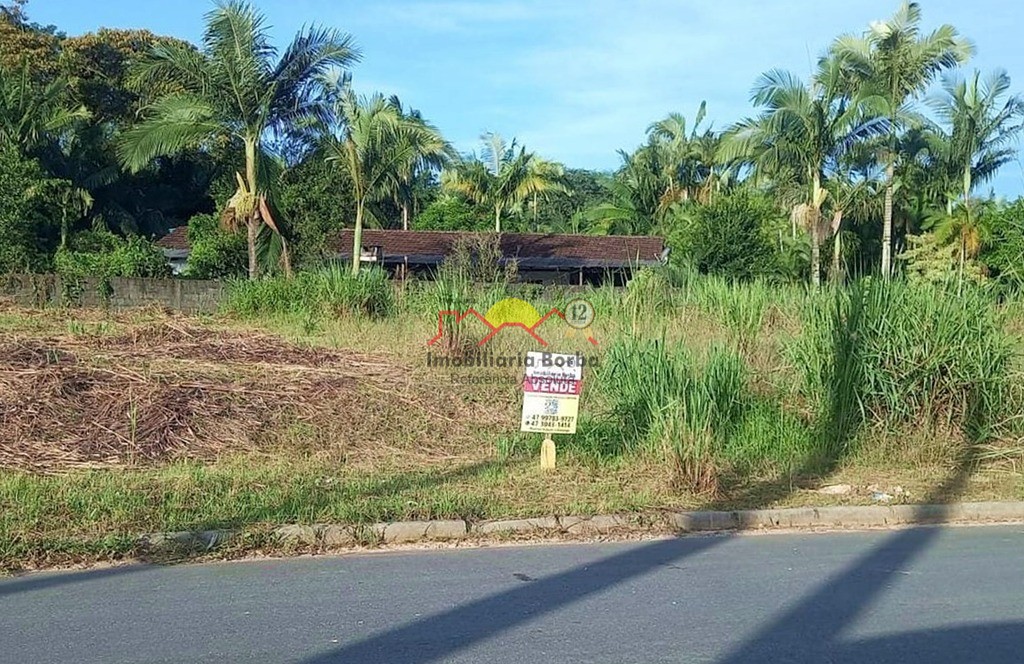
<box><xmin>520</xmin><ymin>351</ymin><xmax>583</xmax><ymax>470</ymax></box>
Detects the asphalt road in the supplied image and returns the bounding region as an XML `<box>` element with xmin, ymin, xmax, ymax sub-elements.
<box><xmin>3</xmin><ymin>525</ymin><xmax>1023</xmax><ymax>663</ymax></box>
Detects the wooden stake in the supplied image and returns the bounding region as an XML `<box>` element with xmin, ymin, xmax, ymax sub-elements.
<box><xmin>540</xmin><ymin>436</ymin><xmax>556</xmax><ymax>470</ymax></box>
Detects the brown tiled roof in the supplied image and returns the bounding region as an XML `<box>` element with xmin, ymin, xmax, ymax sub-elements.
<box><xmin>156</xmin><ymin>227</ymin><xmax>667</xmax><ymax>269</ymax></box>
<box><xmin>332</xmin><ymin>230</ymin><xmax>666</xmax><ymax>269</ymax></box>
<box><xmin>155</xmin><ymin>226</ymin><xmax>190</xmax><ymax>251</ymax></box>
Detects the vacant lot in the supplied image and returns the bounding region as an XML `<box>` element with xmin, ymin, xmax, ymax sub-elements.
<box><xmin>2</xmin><ymin>276</ymin><xmax>1023</xmax><ymax>571</ymax></box>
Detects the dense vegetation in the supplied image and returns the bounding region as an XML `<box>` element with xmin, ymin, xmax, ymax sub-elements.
<box><xmin>1</xmin><ymin>0</ymin><xmax>1022</xmax><ymax>286</ymax></box>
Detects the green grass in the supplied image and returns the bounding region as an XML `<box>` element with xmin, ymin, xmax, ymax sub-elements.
<box><xmin>4</xmin><ymin>269</ymin><xmax>1024</xmax><ymax>571</ymax></box>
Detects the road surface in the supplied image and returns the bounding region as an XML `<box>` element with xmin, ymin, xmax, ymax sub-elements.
<box><xmin>2</xmin><ymin>525</ymin><xmax>1023</xmax><ymax>663</ymax></box>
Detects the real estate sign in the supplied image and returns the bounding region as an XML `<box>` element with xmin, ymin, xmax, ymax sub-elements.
<box><xmin>520</xmin><ymin>351</ymin><xmax>583</xmax><ymax>434</ymax></box>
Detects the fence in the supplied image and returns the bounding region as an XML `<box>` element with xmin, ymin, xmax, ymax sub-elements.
<box><xmin>1</xmin><ymin>274</ymin><xmax>225</xmax><ymax>313</ymax></box>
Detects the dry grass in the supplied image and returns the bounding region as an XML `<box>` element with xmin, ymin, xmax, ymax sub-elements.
<box><xmin>0</xmin><ymin>318</ymin><xmax>501</xmax><ymax>473</ymax></box>
<box><xmin>1</xmin><ymin>301</ymin><xmax>1022</xmax><ymax>571</ymax></box>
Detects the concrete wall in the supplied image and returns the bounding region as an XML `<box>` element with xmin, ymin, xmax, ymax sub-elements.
<box><xmin>1</xmin><ymin>274</ymin><xmax>225</xmax><ymax>313</ymax></box>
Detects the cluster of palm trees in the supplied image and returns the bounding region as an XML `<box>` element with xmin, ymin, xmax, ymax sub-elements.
<box><xmin>605</xmin><ymin>2</ymin><xmax>1021</xmax><ymax>286</ymax></box>
<box><xmin>5</xmin><ymin>0</ymin><xmax>1021</xmax><ymax>286</ymax></box>
<box><xmin>116</xmin><ymin>1</ymin><xmax>568</xmax><ymax>278</ymax></box>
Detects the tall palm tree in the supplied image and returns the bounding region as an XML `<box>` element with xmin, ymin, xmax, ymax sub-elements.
<box><xmin>118</xmin><ymin>1</ymin><xmax>358</xmax><ymax>279</ymax></box>
<box><xmin>929</xmin><ymin>69</ymin><xmax>1023</xmax><ymax>209</ymax></box>
<box><xmin>831</xmin><ymin>1</ymin><xmax>973</xmax><ymax>278</ymax></box>
<box><xmin>387</xmin><ymin>95</ymin><xmax>454</xmax><ymax>230</ymax></box>
<box><xmin>720</xmin><ymin>59</ymin><xmax>886</xmax><ymax>286</ymax></box>
<box><xmin>444</xmin><ymin>132</ymin><xmax>566</xmax><ymax>232</ymax></box>
<box><xmin>525</xmin><ymin>156</ymin><xmax>565</xmax><ymax>229</ymax></box>
<box><xmin>323</xmin><ymin>91</ymin><xmax>450</xmax><ymax>274</ymax></box>
<box><xmin>647</xmin><ymin>101</ymin><xmax>723</xmax><ymax>205</ymax></box>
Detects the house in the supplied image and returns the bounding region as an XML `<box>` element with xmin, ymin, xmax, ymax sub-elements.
<box><xmin>154</xmin><ymin>227</ymin><xmax>668</xmax><ymax>284</ymax></box>
<box><xmin>332</xmin><ymin>230</ymin><xmax>668</xmax><ymax>285</ymax></box>
<box><xmin>155</xmin><ymin>227</ymin><xmax>191</xmax><ymax>275</ymax></box>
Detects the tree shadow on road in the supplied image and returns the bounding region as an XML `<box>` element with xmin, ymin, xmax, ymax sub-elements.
<box><xmin>298</xmin><ymin>442</ymin><xmax>1023</xmax><ymax>663</ymax></box>
<box><xmin>0</xmin><ymin>564</ymin><xmax>153</xmax><ymax>599</ymax></box>
<box><xmin>716</xmin><ymin>443</ymin><xmax>1024</xmax><ymax>663</ymax></box>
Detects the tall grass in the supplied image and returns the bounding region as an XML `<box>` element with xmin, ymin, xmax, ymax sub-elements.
<box><xmin>792</xmin><ymin>280</ymin><xmax>1013</xmax><ymax>462</ymax></box>
<box><xmin>224</xmin><ymin>265</ymin><xmax>395</xmax><ymax>319</ymax></box>
<box><xmin>593</xmin><ymin>338</ymin><xmax>754</xmax><ymax>494</ymax></box>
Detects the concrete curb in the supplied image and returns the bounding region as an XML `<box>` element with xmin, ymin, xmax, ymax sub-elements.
<box><xmin>142</xmin><ymin>502</ymin><xmax>1024</xmax><ymax>554</ymax></box>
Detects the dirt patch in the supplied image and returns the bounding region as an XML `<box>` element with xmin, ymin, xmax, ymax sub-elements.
<box><xmin>0</xmin><ymin>322</ymin><xmax>502</xmax><ymax>473</ymax></box>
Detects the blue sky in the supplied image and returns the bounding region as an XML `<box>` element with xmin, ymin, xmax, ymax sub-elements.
<box><xmin>30</xmin><ymin>0</ymin><xmax>1024</xmax><ymax>196</ymax></box>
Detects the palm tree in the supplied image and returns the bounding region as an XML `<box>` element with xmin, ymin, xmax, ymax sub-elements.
<box><xmin>931</xmin><ymin>200</ymin><xmax>992</xmax><ymax>292</ymax></box>
<box><xmin>584</xmin><ymin>148</ymin><xmax>664</xmax><ymax>235</ymax></box>
<box><xmin>831</xmin><ymin>1</ymin><xmax>973</xmax><ymax>278</ymax></box>
<box><xmin>929</xmin><ymin>69</ymin><xmax>1023</xmax><ymax>210</ymax></box>
<box><xmin>118</xmin><ymin>1</ymin><xmax>358</xmax><ymax>279</ymax></box>
<box><xmin>647</xmin><ymin>101</ymin><xmax>723</xmax><ymax>206</ymax></box>
<box><xmin>323</xmin><ymin>90</ymin><xmax>450</xmax><ymax>274</ymax></box>
<box><xmin>387</xmin><ymin>96</ymin><xmax>454</xmax><ymax>230</ymax></box>
<box><xmin>0</xmin><ymin>63</ymin><xmax>87</xmax><ymax>153</ymax></box>
<box><xmin>720</xmin><ymin>59</ymin><xmax>886</xmax><ymax>286</ymax></box>
<box><xmin>525</xmin><ymin>156</ymin><xmax>565</xmax><ymax>229</ymax></box>
<box><xmin>444</xmin><ymin>133</ymin><xmax>566</xmax><ymax>232</ymax></box>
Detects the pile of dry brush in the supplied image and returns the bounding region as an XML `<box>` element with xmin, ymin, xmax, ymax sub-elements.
<box><xmin>0</xmin><ymin>321</ymin><xmax>494</xmax><ymax>473</ymax></box>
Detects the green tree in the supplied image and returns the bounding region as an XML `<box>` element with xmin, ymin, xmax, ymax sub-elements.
<box><xmin>278</xmin><ymin>149</ymin><xmax>356</xmax><ymax>264</ymax></box>
<box><xmin>832</xmin><ymin>1</ymin><xmax>973</xmax><ymax>277</ymax></box>
<box><xmin>118</xmin><ymin>0</ymin><xmax>359</xmax><ymax>279</ymax></box>
<box><xmin>183</xmin><ymin>212</ymin><xmax>246</xmax><ymax>279</ymax></box>
<box><xmin>386</xmin><ymin>96</ymin><xmax>454</xmax><ymax>230</ymax></box>
<box><xmin>0</xmin><ymin>63</ymin><xmax>86</xmax><ymax>152</ymax></box>
<box><xmin>647</xmin><ymin>101</ymin><xmax>725</xmax><ymax>206</ymax></box>
<box><xmin>323</xmin><ymin>90</ymin><xmax>450</xmax><ymax>274</ymax></box>
<box><xmin>0</xmin><ymin>2</ymin><xmax>62</xmax><ymax>83</ymax></box>
<box><xmin>59</xmin><ymin>28</ymin><xmax>195</xmax><ymax>126</ymax></box>
<box><xmin>583</xmin><ymin>147</ymin><xmax>665</xmax><ymax>235</ymax></box>
<box><xmin>981</xmin><ymin>199</ymin><xmax>1024</xmax><ymax>287</ymax></box>
<box><xmin>443</xmin><ymin>132</ymin><xmax>566</xmax><ymax>232</ymax></box>
<box><xmin>720</xmin><ymin>59</ymin><xmax>886</xmax><ymax>286</ymax></box>
<box><xmin>0</xmin><ymin>145</ymin><xmax>55</xmax><ymax>271</ymax></box>
<box><xmin>413</xmin><ymin>195</ymin><xmax>490</xmax><ymax>231</ymax></box>
<box><xmin>930</xmin><ymin>69</ymin><xmax>1023</xmax><ymax>210</ymax></box>
<box><xmin>670</xmin><ymin>189</ymin><xmax>785</xmax><ymax>281</ymax></box>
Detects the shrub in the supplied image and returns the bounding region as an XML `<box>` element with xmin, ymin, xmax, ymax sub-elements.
<box><xmin>981</xmin><ymin>199</ymin><xmax>1024</xmax><ymax>288</ymax></box>
<box><xmin>667</xmin><ymin>190</ymin><xmax>787</xmax><ymax>281</ymax></box>
<box><xmin>54</xmin><ymin>231</ymin><xmax>170</xmax><ymax>279</ymax></box>
<box><xmin>413</xmin><ymin>196</ymin><xmax>490</xmax><ymax>232</ymax></box>
<box><xmin>183</xmin><ymin>213</ymin><xmax>247</xmax><ymax>279</ymax></box>
<box><xmin>593</xmin><ymin>338</ymin><xmax>758</xmax><ymax>493</ymax></box>
<box><xmin>225</xmin><ymin>265</ymin><xmax>395</xmax><ymax>319</ymax></box>
<box><xmin>0</xmin><ymin>147</ymin><xmax>55</xmax><ymax>273</ymax></box>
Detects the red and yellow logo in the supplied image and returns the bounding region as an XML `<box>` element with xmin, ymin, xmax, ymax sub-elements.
<box><xmin>428</xmin><ymin>297</ymin><xmax>597</xmax><ymax>347</ymax></box>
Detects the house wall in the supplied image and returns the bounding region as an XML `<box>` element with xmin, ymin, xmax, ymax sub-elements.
<box><xmin>2</xmin><ymin>274</ymin><xmax>225</xmax><ymax>313</ymax></box>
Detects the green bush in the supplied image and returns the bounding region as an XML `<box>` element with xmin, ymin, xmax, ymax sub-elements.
<box><xmin>225</xmin><ymin>265</ymin><xmax>395</xmax><ymax>319</ymax></box>
<box><xmin>667</xmin><ymin>190</ymin><xmax>790</xmax><ymax>281</ymax></box>
<box><xmin>183</xmin><ymin>213</ymin><xmax>247</xmax><ymax>279</ymax></box>
<box><xmin>0</xmin><ymin>147</ymin><xmax>56</xmax><ymax>273</ymax></box>
<box><xmin>413</xmin><ymin>196</ymin><xmax>490</xmax><ymax>232</ymax></box>
<box><xmin>981</xmin><ymin>200</ymin><xmax>1024</xmax><ymax>288</ymax></box>
<box><xmin>54</xmin><ymin>231</ymin><xmax>170</xmax><ymax>279</ymax></box>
